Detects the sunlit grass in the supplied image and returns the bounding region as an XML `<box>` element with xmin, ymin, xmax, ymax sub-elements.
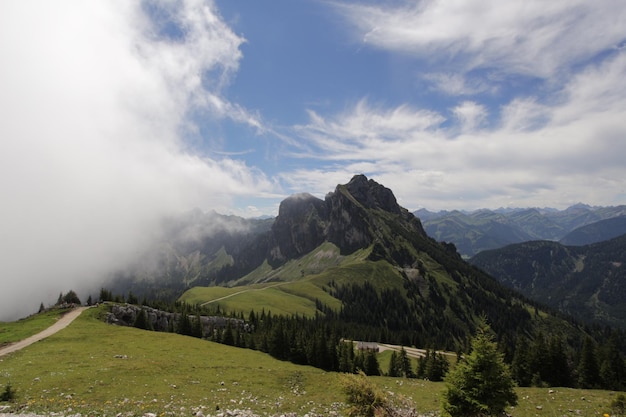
<box><xmin>0</xmin><ymin>306</ymin><xmax>621</xmax><ymax>416</ymax></box>
<box><xmin>0</xmin><ymin>308</ymin><xmax>65</xmax><ymax>346</ymax></box>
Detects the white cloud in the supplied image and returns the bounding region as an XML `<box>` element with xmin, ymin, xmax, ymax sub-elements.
<box><xmin>452</xmin><ymin>101</ymin><xmax>487</xmax><ymax>132</ymax></box>
<box><xmin>334</xmin><ymin>0</ymin><xmax>626</xmax><ymax>79</ymax></box>
<box><xmin>291</xmin><ymin>48</ymin><xmax>626</xmax><ymax>211</ymax></box>
<box><xmin>0</xmin><ymin>0</ymin><xmax>274</xmax><ymax>320</ymax></box>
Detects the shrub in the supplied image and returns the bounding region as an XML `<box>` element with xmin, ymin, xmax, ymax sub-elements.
<box><xmin>0</xmin><ymin>382</ymin><xmax>16</xmax><ymax>402</ymax></box>
<box><xmin>341</xmin><ymin>372</ymin><xmax>393</xmax><ymax>417</ymax></box>
<box><xmin>611</xmin><ymin>393</ymin><xmax>626</xmax><ymax>416</ymax></box>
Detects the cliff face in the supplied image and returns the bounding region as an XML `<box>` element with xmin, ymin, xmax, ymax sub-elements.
<box><xmin>266</xmin><ymin>174</ymin><xmax>427</xmax><ymax>266</ymax></box>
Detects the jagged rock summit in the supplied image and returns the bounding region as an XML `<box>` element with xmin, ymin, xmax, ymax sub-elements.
<box><xmin>268</xmin><ymin>174</ymin><xmax>427</xmax><ymax>265</ymax></box>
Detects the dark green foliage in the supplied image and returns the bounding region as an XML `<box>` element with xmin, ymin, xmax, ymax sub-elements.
<box><xmin>57</xmin><ymin>290</ymin><xmax>81</xmax><ymax>305</ymax></box>
<box><xmin>38</xmin><ymin>302</ymin><xmax>45</xmax><ymax>313</ymax></box>
<box><xmin>176</xmin><ymin>312</ymin><xmax>193</xmax><ymax>337</ymax></box>
<box><xmin>471</xmin><ymin>235</ymin><xmax>626</xmax><ymax>329</ymax></box>
<box><xmin>127</xmin><ymin>292</ymin><xmax>139</xmax><ymax>305</ymax></box>
<box><xmin>416</xmin><ymin>349</ymin><xmax>449</xmax><ymax>382</ymax></box>
<box><xmin>133</xmin><ymin>308</ymin><xmax>150</xmax><ymax>330</ymax></box>
<box><xmin>364</xmin><ymin>349</ymin><xmax>381</xmax><ymax>376</ymax></box>
<box><xmin>442</xmin><ymin>320</ymin><xmax>517</xmax><ymax>417</ymax></box>
<box><xmin>0</xmin><ymin>382</ymin><xmax>16</xmax><ymax>402</ymax></box>
<box><xmin>598</xmin><ymin>334</ymin><xmax>626</xmax><ymax>390</ymax></box>
<box><xmin>99</xmin><ymin>287</ymin><xmax>113</xmax><ymax>302</ymax></box>
<box><xmin>388</xmin><ymin>351</ymin><xmax>402</xmax><ymax>377</ymax></box>
<box><xmin>611</xmin><ymin>393</ymin><xmax>626</xmax><ymax>417</ymax></box>
<box><xmin>578</xmin><ymin>337</ymin><xmax>600</xmax><ymax>388</ymax></box>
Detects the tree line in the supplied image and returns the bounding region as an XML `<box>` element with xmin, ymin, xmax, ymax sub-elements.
<box><xmin>93</xmin><ymin>286</ymin><xmax>626</xmax><ymax>390</ymax></box>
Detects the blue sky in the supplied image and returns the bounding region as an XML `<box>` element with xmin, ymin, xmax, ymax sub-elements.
<box><xmin>1</xmin><ymin>0</ymin><xmax>626</xmax><ymax>318</ymax></box>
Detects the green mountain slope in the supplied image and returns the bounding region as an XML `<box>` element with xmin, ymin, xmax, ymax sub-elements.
<box><xmin>470</xmin><ymin>234</ymin><xmax>626</xmax><ymax>328</ymax></box>
<box><xmin>174</xmin><ymin>176</ymin><xmax>597</xmax><ymax>353</ymax></box>
<box><xmin>560</xmin><ymin>215</ymin><xmax>626</xmax><ymax>245</ymax></box>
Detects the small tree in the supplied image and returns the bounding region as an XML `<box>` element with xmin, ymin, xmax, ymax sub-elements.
<box><xmin>441</xmin><ymin>319</ymin><xmax>518</xmax><ymax>417</ymax></box>
<box><xmin>0</xmin><ymin>382</ymin><xmax>16</xmax><ymax>402</ymax></box>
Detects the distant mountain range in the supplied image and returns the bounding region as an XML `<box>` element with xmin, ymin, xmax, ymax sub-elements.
<box><xmin>470</xmin><ymin>234</ymin><xmax>626</xmax><ymax>329</ymax></box>
<box><xmin>415</xmin><ymin>205</ymin><xmax>626</xmax><ymax>257</ymax></box>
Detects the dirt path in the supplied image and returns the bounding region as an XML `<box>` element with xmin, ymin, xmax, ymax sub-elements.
<box><xmin>199</xmin><ymin>282</ymin><xmax>289</xmax><ymax>306</ymax></box>
<box><xmin>0</xmin><ymin>307</ymin><xmax>88</xmax><ymax>357</ymax></box>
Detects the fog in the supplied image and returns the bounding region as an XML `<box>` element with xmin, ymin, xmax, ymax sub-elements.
<box><xmin>0</xmin><ymin>1</ymin><xmax>272</xmax><ymax>321</ymax></box>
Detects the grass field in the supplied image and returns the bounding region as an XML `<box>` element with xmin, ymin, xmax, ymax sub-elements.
<box><xmin>0</xmin><ymin>306</ymin><xmax>622</xmax><ymax>416</ymax></box>
<box><xmin>0</xmin><ymin>309</ymin><xmax>65</xmax><ymax>346</ymax></box>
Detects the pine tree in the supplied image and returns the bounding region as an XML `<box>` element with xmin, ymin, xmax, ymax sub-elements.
<box><xmin>222</xmin><ymin>323</ymin><xmax>235</xmax><ymax>345</ymax></box>
<box><xmin>134</xmin><ymin>308</ymin><xmax>149</xmax><ymax>330</ymax></box>
<box><xmin>441</xmin><ymin>319</ymin><xmax>518</xmax><ymax>417</ymax></box>
<box><xmin>388</xmin><ymin>351</ymin><xmax>402</xmax><ymax>377</ymax></box>
<box><xmin>511</xmin><ymin>337</ymin><xmax>532</xmax><ymax>386</ymax></box>
<box><xmin>399</xmin><ymin>347</ymin><xmax>415</xmax><ymax>378</ymax></box>
<box><xmin>577</xmin><ymin>337</ymin><xmax>600</xmax><ymax>388</ymax></box>
<box><xmin>364</xmin><ymin>350</ymin><xmax>381</xmax><ymax>376</ymax></box>
<box><xmin>599</xmin><ymin>335</ymin><xmax>626</xmax><ymax>391</ymax></box>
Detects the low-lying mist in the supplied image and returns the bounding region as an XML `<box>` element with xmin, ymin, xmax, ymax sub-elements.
<box><xmin>0</xmin><ymin>1</ymin><xmax>273</xmax><ymax>321</ymax></box>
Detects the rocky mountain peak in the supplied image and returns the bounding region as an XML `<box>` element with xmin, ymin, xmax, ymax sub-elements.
<box><xmin>342</xmin><ymin>174</ymin><xmax>402</xmax><ymax>214</ymax></box>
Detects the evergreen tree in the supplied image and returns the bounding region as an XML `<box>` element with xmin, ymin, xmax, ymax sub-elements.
<box><xmin>86</xmin><ymin>295</ymin><xmax>93</xmax><ymax>306</ymax></box>
<box><xmin>577</xmin><ymin>337</ymin><xmax>600</xmax><ymax>388</ymax></box>
<box><xmin>441</xmin><ymin>320</ymin><xmax>518</xmax><ymax>417</ymax></box>
<box><xmin>426</xmin><ymin>351</ymin><xmax>450</xmax><ymax>382</ymax></box>
<box><xmin>388</xmin><ymin>351</ymin><xmax>402</xmax><ymax>377</ymax></box>
<box><xmin>133</xmin><ymin>308</ymin><xmax>149</xmax><ymax>330</ymax></box>
<box><xmin>222</xmin><ymin>323</ymin><xmax>235</xmax><ymax>345</ymax></box>
<box><xmin>337</xmin><ymin>341</ymin><xmax>355</xmax><ymax>373</ymax></box>
<box><xmin>127</xmin><ymin>292</ymin><xmax>138</xmax><ymax>305</ymax></box>
<box><xmin>38</xmin><ymin>302</ymin><xmax>45</xmax><ymax>313</ymax></box>
<box><xmin>546</xmin><ymin>335</ymin><xmax>571</xmax><ymax>387</ymax></box>
<box><xmin>399</xmin><ymin>347</ymin><xmax>415</xmax><ymax>378</ymax></box>
<box><xmin>176</xmin><ymin>313</ymin><xmax>193</xmax><ymax>336</ymax></box>
<box><xmin>62</xmin><ymin>290</ymin><xmax>81</xmax><ymax>305</ymax></box>
<box><xmin>599</xmin><ymin>335</ymin><xmax>626</xmax><ymax>391</ymax></box>
<box><xmin>192</xmin><ymin>315</ymin><xmax>204</xmax><ymax>339</ymax></box>
<box><xmin>511</xmin><ymin>338</ymin><xmax>532</xmax><ymax>386</ymax></box>
<box><xmin>364</xmin><ymin>350</ymin><xmax>381</xmax><ymax>376</ymax></box>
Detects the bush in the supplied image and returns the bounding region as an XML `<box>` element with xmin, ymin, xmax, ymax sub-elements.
<box><xmin>611</xmin><ymin>393</ymin><xmax>626</xmax><ymax>416</ymax></box>
<box><xmin>341</xmin><ymin>372</ymin><xmax>393</xmax><ymax>417</ymax></box>
<box><xmin>341</xmin><ymin>372</ymin><xmax>417</xmax><ymax>417</ymax></box>
<box><xmin>0</xmin><ymin>382</ymin><xmax>16</xmax><ymax>402</ymax></box>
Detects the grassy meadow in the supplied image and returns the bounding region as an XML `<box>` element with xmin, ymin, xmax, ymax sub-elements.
<box><xmin>0</xmin><ymin>306</ymin><xmax>622</xmax><ymax>416</ymax></box>
<box><xmin>0</xmin><ymin>309</ymin><xmax>65</xmax><ymax>346</ymax></box>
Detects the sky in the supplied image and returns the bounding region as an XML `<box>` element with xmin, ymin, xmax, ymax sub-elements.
<box><xmin>1</xmin><ymin>0</ymin><xmax>626</xmax><ymax>319</ymax></box>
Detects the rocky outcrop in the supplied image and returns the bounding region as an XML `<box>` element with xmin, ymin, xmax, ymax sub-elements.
<box><xmin>266</xmin><ymin>174</ymin><xmax>427</xmax><ymax>265</ymax></box>
<box><xmin>105</xmin><ymin>304</ymin><xmax>248</xmax><ymax>334</ymax></box>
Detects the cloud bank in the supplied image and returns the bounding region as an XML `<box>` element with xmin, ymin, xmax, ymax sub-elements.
<box><xmin>0</xmin><ymin>0</ymin><xmax>273</xmax><ymax>320</ymax></box>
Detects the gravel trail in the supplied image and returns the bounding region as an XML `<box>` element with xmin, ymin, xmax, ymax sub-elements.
<box><xmin>0</xmin><ymin>307</ymin><xmax>88</xmax><ymax>357</ymax></box>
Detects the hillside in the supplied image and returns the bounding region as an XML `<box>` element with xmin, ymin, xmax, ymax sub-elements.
<box><xmin>1</xmin><ymin>306</ymin><xmax>619</xmax><ymax>417</ymax></box>
<box><xmin>148</xmin><ymin>176</ymin><xmax>610</xmax><ymax>358</ymax></box>
<box><xmin>560</xmin><ymin>215</ymin><xmax>626</xmax><ymax>245</ymax></box>
<box><xmin>470</xmin><ymin>234</ymin><xmax>626</xmax><ymax>328</ymax></box>
<box><xmin>416</xmin><ymin>205</ymin><xmax>626</xmax><ymax>257</ymax></box>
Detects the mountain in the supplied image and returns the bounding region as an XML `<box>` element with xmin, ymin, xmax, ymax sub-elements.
<box><xmin>560</xmin><ymin>215</ymin><xmax>626</xmax><ymax>246</ymax></box>
<box><xmin>416</xmin><ymin>205</ymin><xmax>626</xmax><ymax>257</ymax></box>
<box><xmin>113</xmin><ymin>175</ymin><xmax>599</xmax><ymax>353</ymax></box>
<box><xmin>470</xmin><ymin>234</ymin><xmax>626</xmax><ymax>329</ymax></box>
